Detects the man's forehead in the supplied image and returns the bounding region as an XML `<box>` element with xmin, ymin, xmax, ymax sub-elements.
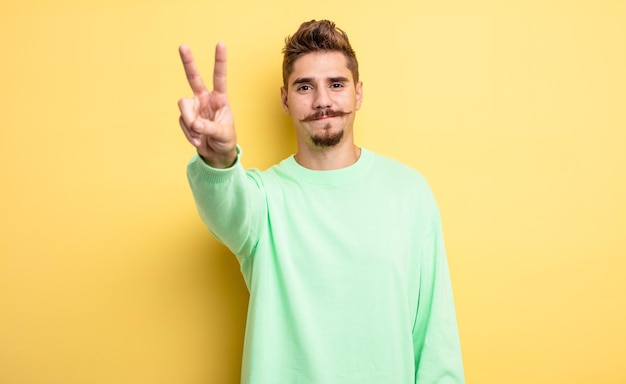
<box><xmin>289</xmin><ymin>51</ymin><xmax>352</xmax><ymax>80</ymax></box>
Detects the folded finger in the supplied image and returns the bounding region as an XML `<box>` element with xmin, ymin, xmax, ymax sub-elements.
<box><xmin>178</xmin><ymin>97</ymin><xmax>199</xmax><ymax>131</ymax></box>
<box><xmin>179</xmin><ymin>116</ymin><xmax>201</xmax><ymax>147</ymax></box>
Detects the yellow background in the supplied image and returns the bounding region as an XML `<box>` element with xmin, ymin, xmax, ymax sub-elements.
<box><xmin>1</xmin><ymin>0</ymin><xmax>625</xmax><ymax>383</ymax></box>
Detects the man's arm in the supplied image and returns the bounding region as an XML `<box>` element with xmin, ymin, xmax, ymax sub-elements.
<box><xmin>179</xmin><ymin>44</ymin><xmax>265</xmax><ymax>261</ymax></box>
<box><xmin>413</xmin><ymin>210</ymin><xmax>465</xmax><ymax>383</ymax></box>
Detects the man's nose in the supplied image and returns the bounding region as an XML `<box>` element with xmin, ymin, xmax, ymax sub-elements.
<box><xmin>314</xmin><ymin>88</ymin><xmax>332</xmax><ymax>109</ymax></box>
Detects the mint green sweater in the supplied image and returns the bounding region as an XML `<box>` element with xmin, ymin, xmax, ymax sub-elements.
<box><xmin>187</xmin><ymin>147</ymin><xmax>464</xmax><ymax>383</ymax></box>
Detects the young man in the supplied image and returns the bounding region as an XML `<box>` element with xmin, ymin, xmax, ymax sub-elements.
<box><xmin>178</xmin><ymin>20</ymin><xmax>464</xmax><ymax>383</ymax></box>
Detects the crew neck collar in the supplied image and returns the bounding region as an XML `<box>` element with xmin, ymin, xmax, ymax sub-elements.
<box><xmin>279</xmin><ymin>147</ymin><xmax>374</xmax><ymax>186</ymax></box>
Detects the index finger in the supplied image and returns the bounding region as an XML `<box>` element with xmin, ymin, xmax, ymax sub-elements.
<box><xmin>179</xmin><ymin>44</ymin><xmax>208</xmax><ymax>95</ymax></box>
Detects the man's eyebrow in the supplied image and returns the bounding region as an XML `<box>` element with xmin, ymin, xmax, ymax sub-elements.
<box><xmin>292</xmin><ymin>77</ymin><xmax>313</xmax><ymax>86</ymax></box>
<box><xmin>328</xmin><ymin>76</ymin><xmax>350</xmax><ymax>83</ymax></box>
<box><xmin>291</xmin><ymin>76</ymin><xmax>351</xmax><ymax>87</ymax></box>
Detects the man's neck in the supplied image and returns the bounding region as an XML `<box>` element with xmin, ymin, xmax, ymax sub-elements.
<box><xmin>294</xmin><ymin>141</ymin><xmax>362</xmax><ymax>171</ymax></box>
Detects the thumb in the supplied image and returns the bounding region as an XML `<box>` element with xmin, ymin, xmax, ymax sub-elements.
<box><xmin>192</xmin><ymin>118</ymin><xmax>214</xmax><ymax>135</ymax></box>
<box><xmin>191</xmin><ymin>119</ymin><xmax>205</xmax><ymax>134</ymax></box>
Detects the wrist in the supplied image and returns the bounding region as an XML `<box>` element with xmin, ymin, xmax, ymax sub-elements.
<box><xmin>198</xmin><ymin>147</ymin><xmax>238</xmax><ymax>169</ymax></box>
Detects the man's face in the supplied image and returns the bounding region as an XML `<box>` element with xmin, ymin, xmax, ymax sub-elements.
<box><xmin>281</xmin><ymin>51</ymin><xmax>363</xmax><ymax>149</ymax></box>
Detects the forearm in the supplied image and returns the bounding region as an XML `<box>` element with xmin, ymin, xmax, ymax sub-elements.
<box><xmin>187</xmin><ymin>148</ymin><xmax>265</xmax><ymax>260</ymax></box>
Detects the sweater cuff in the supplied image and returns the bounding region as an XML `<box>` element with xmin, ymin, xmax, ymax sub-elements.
<box><xmin>187</xmin><ymin>145</ymin><xmax>243</xmax><ymax>184</ymax></box>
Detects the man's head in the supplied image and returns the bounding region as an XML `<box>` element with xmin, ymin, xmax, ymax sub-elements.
<box><xmin>280</xmin><ymin>20</ymin><xmax>363</xmax><ymax>153</ymax></box>
<box><xmin>282</xmin><ymin>20</ymin><xmax>359</xmax><ymax>89</ymax></box>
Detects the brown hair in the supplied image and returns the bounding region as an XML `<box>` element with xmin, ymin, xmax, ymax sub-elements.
<box><xmin>282</xmin><ymin>20</ymin><xmax>359</xmax><ymax>88</ymax></box>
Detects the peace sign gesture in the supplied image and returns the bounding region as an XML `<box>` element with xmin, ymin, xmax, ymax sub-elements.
<box><xmin>178</xmin><ymin>43</ymin><xmax>237</xmax><ymax>168</ymax></box>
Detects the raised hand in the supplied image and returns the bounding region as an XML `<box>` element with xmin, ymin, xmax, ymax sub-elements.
<box><xmin>178</xmin><ymin>43</ymin><xmax>237</xmax><ymax>168</ymax></box>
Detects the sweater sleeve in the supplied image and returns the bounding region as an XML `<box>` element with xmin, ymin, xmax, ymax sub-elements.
<box><xmin>413</xmin><ymin>208</ymin><xmax>465</xmax><ymax>383</ymax></box>
<box><xmin>186</xmin><ymin>148</ymin><xmax>266</xmax><ymax>262</ymax></box>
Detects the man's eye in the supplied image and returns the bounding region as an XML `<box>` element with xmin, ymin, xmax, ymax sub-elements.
<box><xmin>330</xmin><ymin>83</ymin><xmax>344</xmax><ymax>88</ymax></box>
<box><xmin>298</xmin><ymin>85</ymin><xmax>311</xmax><ymax>91</ymax></box>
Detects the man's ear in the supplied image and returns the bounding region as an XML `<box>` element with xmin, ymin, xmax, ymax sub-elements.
<box><xmin>355</xmin><ymin>81</ymin><xmax>364</xmax><ymax>110</ymax></box>
<box><xmin>280</xmin><ymin>86</ymin><xmax>289</xmax><ymax>114</ymax></box>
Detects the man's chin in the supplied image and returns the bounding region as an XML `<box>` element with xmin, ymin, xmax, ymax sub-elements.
<box><xmin>311</xmin><ymin>129</ymin><xmax>344</xmax><ymax>148</ymax></box>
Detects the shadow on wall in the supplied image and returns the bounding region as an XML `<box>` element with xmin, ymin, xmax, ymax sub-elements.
<box><xmin>235</xmin><ymin>56</ymin><xmax>298</xmax><ymax>170</ymax></box>
<box><xmin>188</xmin><ymin>234</ymin><xmax>249</xmax><ymax>382</ymax></box>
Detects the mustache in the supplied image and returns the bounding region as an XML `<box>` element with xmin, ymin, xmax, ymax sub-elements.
<box><xmin>301</xmin><ymin>109</ymin><xmax>350</xmax><ymax>122</ymax></box>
